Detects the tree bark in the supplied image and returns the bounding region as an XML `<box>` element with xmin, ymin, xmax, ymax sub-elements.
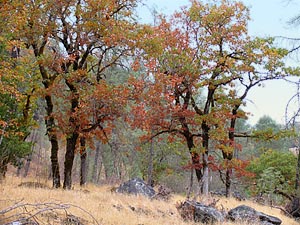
<box><xmin>80</xmin><ymin>137</ymin><xmax>87</xmax><ymax>186</ymax></box>
<box><xmin>201</xmin><ymin>122</ymin><xmax>210</xmax><ymax>196</ymax></box>
<box><xmin>45</xmin><ymin>95</ymin><xmax>61</xmax><ymax>188</ymax></box>
<box><xmin>32</xmin><ymin>42</ymin><xmax>61</xmax><ymax>188</ymax></box>
<box><xmin>0</xmin><ymin>160</ymin><xmax>8</xmax><ymax>181</ymax></box>
<box><xmin>63</xmin><ymin>80</ymin><xmax>80</xmax><ymax>189</ymax></box>
<box><xmin>183</xmin><ymin>127</ymin><xmax>203</xmax><ymax>184</ymax></box>
<box><xmin>63</xmin><ymin>132</ymin><xmax>79</xmax><ymax>189</ymax></box>
<box><xmin>225</xmin><ymin>166</ymin><xmax>232</xmax><ymax>197</ymax></box>
<box><xmin>223</xmin><ymin>110</ymin><xmax>237</xmax><ymax>197</ymax></box>
<box><xmin>50</xmin><ymin>135</ymin><xmax>60</xmax><ymax>188</ymax></box>
<box><xmin>147</xmin><ymin>138</ymin><xmax>154</xmax><ymax>186</ymax></box>
<box><xmin>80</xmin><ymin>152</ymin><xmax>87</xmax><ymax>185</ymax></box>
<box><xmin>186</xmin><ymin>163</ymin><xmax>194</xmax><ymax>199</ymax></box>
<box><xmin>295</xmin><ymin>146</ymin><xmax>300</xmax><ymax>192</ymax></box>
<box><xmin>23</xmin><ymin>130</ymin><xmax>38</xmax><ymax>177</ymax></box>
<box><xmin>102</xmin><ymin>149</ymin><xmax>109</xmax><ymax>180</ymax></box>
<box><xmin>202</xmin><ymin>153</ymin><xmax>209</xmax><ymax>195</ymax></box>
<box><xmin>186</xmin><ymin>135</ymin><xmax>204</xmax><ymax>196</ymax></box>
<box><xmin>92</xmin><ymin>142</ymin><xmax>101</xmax><ymax>183</ymax></box>
<box><xmin>23</xmin><ymin>154</ymin><xmax>32</xmax><ymax>177</ymax></box>
<box><xmin>0</xmin><ymin>124</ymin><xmax>6</xmax><ymax>146</ymax></box>
<box><xmin>191</xmin><ymin>152</ymin><xmax>202</xmax><ymax>182</ymax></box>
<box><xmin>16</xmin><ymin>159</ymin><xmax>23</xmax><ymax>177</ymax></box>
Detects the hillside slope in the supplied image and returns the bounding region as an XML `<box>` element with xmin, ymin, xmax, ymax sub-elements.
<box><xmin>0</xmin><ymin>176</ymin><xmax>298</xmax><ymax>225</ymax></box>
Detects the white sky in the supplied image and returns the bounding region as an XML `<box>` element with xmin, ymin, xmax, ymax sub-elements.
<box><xmin>138</xmin><ymin>0</ymin><xmax>300</xmax><ymax>125</ymax></box>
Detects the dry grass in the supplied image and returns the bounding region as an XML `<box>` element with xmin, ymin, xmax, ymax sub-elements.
<box><xmin>0</xmin><ymin>176</ymin><xmax>298</xmax><ymax>225</ymax></box>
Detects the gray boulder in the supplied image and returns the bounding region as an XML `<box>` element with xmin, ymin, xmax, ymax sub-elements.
<box><xmin>227</xmin><ymin>205</ymin><xmax>282</xmax><ymax>225</ymax></box>
<box><xmin>285</xmin><ymin>197</ymin><xmax>300</xmax><ymax>218</ymax></box>
<box><xmin>177</xmin><ymin>200</ymin><xmax>224</xmax><ymax>224</ymax></box>
<box><xmin>116</xmin><ymin>178</ymin><xmax>156</xmax><ymax>198</ymax></box>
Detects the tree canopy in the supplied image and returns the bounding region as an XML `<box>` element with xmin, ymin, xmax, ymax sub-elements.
<box><xmin>0</xmin><ymin>0</ymin><xmax>299</xmax><ymax>197</ymax></box>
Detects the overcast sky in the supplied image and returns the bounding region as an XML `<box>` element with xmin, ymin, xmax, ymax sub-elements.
<box><xmin>137</xmin><ymin>0</ymin><xmax>300</xmax><ymax>125</ymax></box>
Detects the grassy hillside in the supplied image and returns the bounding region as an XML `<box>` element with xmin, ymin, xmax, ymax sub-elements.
<box><xmin>0</xmin><ymin>176</ymin><xmax>298</xmax><ymax>225</ymax></box>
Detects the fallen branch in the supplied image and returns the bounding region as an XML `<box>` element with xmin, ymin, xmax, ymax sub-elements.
<box><xmin>0</xmin><ymin>200</ymin><xmax>100</xmax><ymax>225</ymax></box>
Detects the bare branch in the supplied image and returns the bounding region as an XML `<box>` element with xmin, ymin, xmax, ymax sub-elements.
<box><xmin>0</xmin><ymin>201</ymin><xmax>100</xmax><ymax>225</ymax></box>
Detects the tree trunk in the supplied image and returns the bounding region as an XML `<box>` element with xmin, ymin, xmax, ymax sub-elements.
<box><xmin>102</xmin><ymin>149</ymin><xmax>109</xmax><ymax>180</ymax></box>
<box><xmin>80</xmin><ymin>152</ymin><xmax>87</xmax><ymax>186</ymax></box>
<box><xmin>295</xmin><ymin>146</ymin><xmax>300</xmax><ymax>192</ymax></box>
<box><xmin>0</xmin><ymin>125</ymin><xmax>6</xmax><ymax>146</ymax></box>
<box><xmin>97</xmin><ymin>160</ymin><xmax>103</xmax><ymax>184</ymax></box>
<box><xmin>92</xmin><ymin>142</ymin><xmax>101</xmax><ymax>183</ymax></box>
<box><xmin>44</xmin><ymin>92</ymin><xmax>61</xmax><ymax>188</ymax></box>
<box><xmin>223</xmin><ymin>157</ymin><xmax>233</xmax><ymax>198</ymax></box>
<box><xmin>63</xmin><ymin>79</ymin><xmax>80</xmax><ymax>190</ymax></box>
<box><xmin>186</xmin><ymin>164</ymin><xmax>194</xmax><ymax>199</ymax></box>
<box><xmin>225</xmin><ymin>166</ymin><xmax>232</xmax><ymax>197</ymax></box>
<box><xmin>202</xmin><ymin>153</ymin><xmax>209</xmax><ymax>195</ymax></box>
<box><xmin>147</xmin><ymin>138</ymin><xmax>154</xmax><ymax>186</ymax></box>
<box><xmin>185</xmin><ymin>134</ymin><xmax>202</xmax><ymax>182</ymax></box>
<box><xmin>0</xmin><ymin>169</ymin><xmax>6</xmax><ymax>181</ymax></box>
<box><xmin>16</xmin><ymin>158</ymin><xmax>23</xmax><ymax>177</ymax></box>
<box><xmin>191</xmin><ymin>152</ymin><xmax>202</xmax><ymax>182</ymax></box>
<box><xmin>46</xmin><ymin>94</ymin><xmax>61</xmax><ymax>188</ymax></box>
<box><xmin>23</xmin><ymin>154</ymin><xmax>32</xmax><ymax>177</ymax></box>
<box><xmin>223</xmin><ymin>113</ymin><xmax>237</xmax><ymax>197</ymax></box>
<box><xmin>23</xmin><ymin>130</ymin><xmax>38</xmax><ymax>177</ymax></box>
<box><xmin>201</xmin><ymin>122</ymin><xmax>210</xmax><ymax>196</ymax></box>
<box><xmin>63</xmin><ymin>132</ymin><xmax>79</xmax><ymax>189</ymax></box>
<box><xmin>80</xmin><ymin>137</ymin><xmax>87</xmax><ymax>186</ymax></box>
<box><xmin>184</xmin><ymin>132</ymin><xmax>203</xmax><ymax>197</ymax></box>
<box><xmin>50</xmin><ymin>135</ymin><xmax>61</xmax><ymax>188</ymax></box>
<box><xmin>110</xmin><ymin>135</ymin><xmax>122</xmax><ymax>179</ymax></box>
<box><xmin>33</xmin><ymin>43</ymin><xmax>61</xmax><ymax>188</ymax></box>
<box><xmin>0</xmin><ymin>161</ymin><xmax>7</xmax><ymax>181</ymax></box>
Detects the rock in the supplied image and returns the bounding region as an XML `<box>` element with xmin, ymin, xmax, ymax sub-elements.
<box><xmin>153</xmin><ymin>184</ymin><xmax>172</xmax><ymax>201</ymax></box>
<box><xmin>227</xmin><ymin>205</ymin><xmax>282</xmax><ymax>225</ymax></box>
<box><xmin>116</xmin><ymin>178</ymin><xmax>156</xmax><ymax>198</ymax></box>
<box><xmin>285</xmin><ymin>197</ymin><xmax>300</xmax><ymax>218</ymax></box>
<box><xmin>176</xmin><ymin>200</ymin><xmax>224</xmax><ymax>224</ymax></box>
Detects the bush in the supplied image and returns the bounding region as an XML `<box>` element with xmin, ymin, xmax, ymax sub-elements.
<box><xmin>247</xmin><ymin>149</ymin><xmax>297</xmax><ymax>202</ymax></box>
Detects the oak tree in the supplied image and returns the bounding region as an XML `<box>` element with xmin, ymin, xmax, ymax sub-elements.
<box><xmin>131</xmin><ymin>0</ymin><xmax>297</xmax><ymax>196</ymax></box>
<box><xmin>0</xmin><ymin>0</ymin><xmax>140</xmax><ymax>189</ymax></box>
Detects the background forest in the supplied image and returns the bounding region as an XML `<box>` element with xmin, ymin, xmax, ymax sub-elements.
<box><xmin>0</xmin><ymin>0</ymin><xmax>300</xmax><ymax>207</ymax></box>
